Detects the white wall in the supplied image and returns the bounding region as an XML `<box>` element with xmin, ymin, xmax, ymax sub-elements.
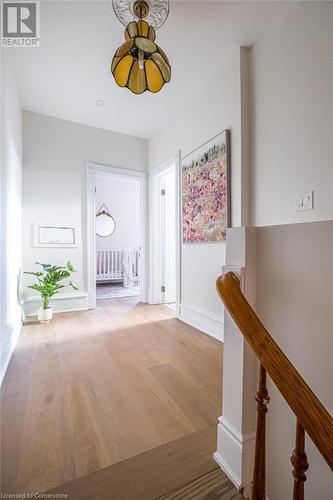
<box><xmin>148</xmin><ymin>48</ymin><xmax>244</xmax><ymax>339</ymax></box>
<box><xmin>0</xmin><ymin>49</ymin><xmax>23</xmax><ymax>383</ymax></box>
<box><xmin>249</xmin><ymin>1</ymin><xmax>333</xmax><ymax>226</ymax></box>
<box><xmin>247</xmin><ymin>4</ymin><xmax>333</xmax><ymax>496</ymax></box>
<box><xmin>256</xmin><ymin>221</ymin><xmax>333</xmax><ymax>500</ymax></box>
<box><xmin>95</xmin><ymin>174</ymin><xmax>140</xmax><ymax>251</ymax></box>
<box><xmin>22</xmin><ymin>111</ymin><xmax>147</xmax><ymax>311</ymax></box>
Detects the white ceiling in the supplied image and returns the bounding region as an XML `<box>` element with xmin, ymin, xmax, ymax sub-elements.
<box><xmin>12</xmin><ymin>1</ymin><xmax>292</xmax><ymax>138</ymax></box>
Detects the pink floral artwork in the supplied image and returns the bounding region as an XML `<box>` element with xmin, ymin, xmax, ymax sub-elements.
<box><xmin>182</xmin><ymin>130</ymin><xmax>230</xmax><ymax>243</ymax></box>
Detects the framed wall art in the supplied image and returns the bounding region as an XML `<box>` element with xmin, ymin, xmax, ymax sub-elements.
<box><xmin>182</xmin><ymin>129</ymin><xmax>230</xmax><ymax>243</ymax></box>
<box><xmin>34</xmin><ymin>224</ymin><xmax>78</xmax><ymax>248</ymax></box>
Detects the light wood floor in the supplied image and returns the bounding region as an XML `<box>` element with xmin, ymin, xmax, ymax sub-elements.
<box><xmin>160</xmin><ymin>468</ymin><xmax>242</xmax><ymax>500</ymax></box>
<box><xmin>1</xmin><ymin>298</ymin><xmax>222</xmax><ymax>494</ymax></box>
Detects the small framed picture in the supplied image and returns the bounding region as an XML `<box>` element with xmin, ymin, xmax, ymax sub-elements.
<box><xmin>34</xmin><ymin>224</ymin><xmax>78</xmax><ymax>248</ymax></box>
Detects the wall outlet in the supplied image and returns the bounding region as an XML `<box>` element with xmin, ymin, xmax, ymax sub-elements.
<box><xmin>295</xmin><ymin>191</ymin><xmax>314</xmax><ymax>212</ymax></box>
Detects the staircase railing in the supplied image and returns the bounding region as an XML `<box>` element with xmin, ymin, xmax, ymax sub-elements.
<box><xmin>216</xmin><ymin>272</ymin><xmax>333</xmax><ymax>500</ymax></box>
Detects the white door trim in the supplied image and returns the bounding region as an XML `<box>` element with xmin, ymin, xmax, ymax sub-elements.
<box><xmin>86</xmin><ymin>161</ymin><xmax>148</xmax><ymax>308</ymax></box>
<box><xmin>175</xmin><ymin>151</ymin><xmax>181</xmax><ymax>317</ymax></box>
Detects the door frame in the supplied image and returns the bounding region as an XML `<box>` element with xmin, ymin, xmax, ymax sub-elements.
<box><xmin>86</xmin><ymin>161</ymin><xmax>148</xmax><ymax>309</ymax></box>
<box><xmin>148</xmin><ymin>155</ymin><xmax>181</xmax><ymax>314</ymax></box>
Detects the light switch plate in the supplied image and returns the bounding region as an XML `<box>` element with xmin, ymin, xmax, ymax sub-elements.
<box><xmin>295</xmin><ymin>191</ymin><xmax>314</xmax><ymax>212</ymax></box>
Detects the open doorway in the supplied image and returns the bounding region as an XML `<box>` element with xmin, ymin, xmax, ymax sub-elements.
<box><xmin>95</xmin><ymin>172</ymin><xmax>141</xmax><ymax>302</ymax></box>
<box><xmin>150</xmin><ymin>161</ymin><xmax>177</xmax><ymax>307</ymax></box>
<box><xmin>87</xmin><ymin>163</ymin><xmax>147</xmax><ymax>308</ymax></box>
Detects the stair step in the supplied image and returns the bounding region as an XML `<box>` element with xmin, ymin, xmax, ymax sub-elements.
<box><xmin>46</xmin><ymin>425</ymin><xmax>224</xmax><ymax>500</ymax></box>
<box><xmin>158</xmin><ymin>468</ymin><xmax>243</xmax><ymax>499</ymax></box>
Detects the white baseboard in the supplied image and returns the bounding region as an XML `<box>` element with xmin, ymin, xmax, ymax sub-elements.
<box><xmin>215</xmin><ymin>416</ymin><xmax>255</xmax><ymax>498</ymax></box>
<box><xmin>88</xmin><ymin>291</ymin><xmax>96</xmax><ymax>309</ymax></box>
<box><xmin>214</xmin><ymin>451</ymin><xmax>242</xmax><ymax>490</ymax></box>
<box><xmin>179</xmin><ymin>304</ymin><xmax>224</xmax><ymax>341</ymax></box>
<box><xmin>24</xmin><ymin>292</ymin><xmax>88</xmax><ymax>316</ymax></box>
<box><xmin>0</xmin><ymin>321</ymin><xmax>22</xmax><ymax>386</ymax></box>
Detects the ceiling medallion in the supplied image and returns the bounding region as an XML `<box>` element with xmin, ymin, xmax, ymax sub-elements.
<box><xmin>111</xmin><ymin>0</ymin><xmax>171</xmax><ymax>94</ymax></box>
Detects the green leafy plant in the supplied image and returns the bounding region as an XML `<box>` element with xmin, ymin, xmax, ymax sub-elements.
<box><xmin>25</xmin><ymin>261</ymin><xmax>78</xmax><ymax>309</ymax></box>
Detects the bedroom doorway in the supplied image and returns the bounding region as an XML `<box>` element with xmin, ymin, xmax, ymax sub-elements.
<box><xmin>87</xmin><ymin>163</ymin><xmax>147</xmax><ymax>308</ymax></box>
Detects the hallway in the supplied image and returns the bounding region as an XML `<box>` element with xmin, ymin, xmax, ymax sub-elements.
<box><xmin>1</xmin><ymin>299</ymin><xmax>222</xmax><ymax>494</ymax></box>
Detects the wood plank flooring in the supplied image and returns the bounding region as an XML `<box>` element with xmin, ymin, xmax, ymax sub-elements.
<box><xmin>1</xmin><ymin>298</ymin><xmax>222</xmax><ymax>494</ymax></box>
<box><xmin>159</xmin><ymin>468</ymin><xmax>243</xmax><ymax>500</ymax></box>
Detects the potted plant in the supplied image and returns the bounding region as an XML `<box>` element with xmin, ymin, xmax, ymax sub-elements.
<box><xmin>25</xmin><ymin>261</ymin><xmax>78</xmax><ymax>323</ymax></box>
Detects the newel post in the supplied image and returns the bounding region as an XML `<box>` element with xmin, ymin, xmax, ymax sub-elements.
<box><xmin>251</xmin><ymin>364</ymin><xmax>270</xmax><ymax>500</ymax></box>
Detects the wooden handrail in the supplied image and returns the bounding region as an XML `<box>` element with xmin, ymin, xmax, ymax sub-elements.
<box><xmin>216</xmin><ymin>272</ymin><xmax>333</xmax><ymax>471</ymax></box>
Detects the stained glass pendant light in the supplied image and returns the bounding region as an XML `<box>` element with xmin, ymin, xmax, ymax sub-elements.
<box><xmin>111</xmin><ymin>0</ymin><xmax>171</xmax><ymax>94</ymax></box>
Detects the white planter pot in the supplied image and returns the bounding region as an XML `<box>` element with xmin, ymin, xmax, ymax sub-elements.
<box><xmin>38</xmin><ymin>307</ymin><xmax>53</xmax><ymax>323</ymax></box>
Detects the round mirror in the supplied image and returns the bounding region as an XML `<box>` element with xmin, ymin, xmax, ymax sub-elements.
<box><xmin>96</xmin><ymin>212</ymin><xmax>116</xmax><ymax>237</ymax></box>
